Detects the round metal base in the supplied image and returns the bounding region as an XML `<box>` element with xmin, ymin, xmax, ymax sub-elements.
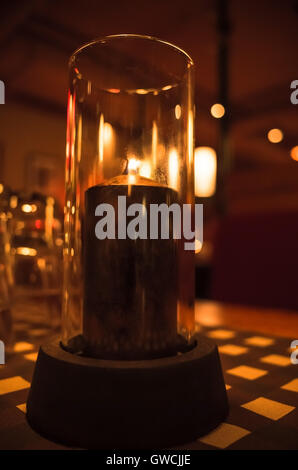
<box><xmin>27</xmin><ymin>335</ymin><xmax>229</xmax><ymax>449</ymax></box>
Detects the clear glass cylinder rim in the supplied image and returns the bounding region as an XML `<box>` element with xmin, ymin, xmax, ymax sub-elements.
<box><xmin>69</xmin><ymin>34</ymin><xmax>194</xmax><ymax>92</ymax></box>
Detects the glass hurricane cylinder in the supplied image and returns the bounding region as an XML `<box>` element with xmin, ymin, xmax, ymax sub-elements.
<box><xmin>62</xmin><ymin>34</ymin><xmax>195</xmax><ymax>360</ymax></box>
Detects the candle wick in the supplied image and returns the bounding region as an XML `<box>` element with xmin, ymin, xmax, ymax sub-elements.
<box><xmin>122</xmin><ymin>159</ymin><xmax>129</xmax><ymax>175</ymax></box>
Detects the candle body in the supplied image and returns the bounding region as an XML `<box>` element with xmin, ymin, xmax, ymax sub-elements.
<box><xmin>83</xmin><ymin>175</ymin><xmax>178</xmax><ymax>359</ymax></box>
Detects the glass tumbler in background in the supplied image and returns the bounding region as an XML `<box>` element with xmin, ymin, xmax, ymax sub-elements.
<box><xmin>0</xmin><ymin>212</ymin><xmax>13</xmax><ymax>348</ymax></box>
<box><xmin>11</xmin><ymin>196</ymin><xmax>63</xmax><ymax>332</ymax></box>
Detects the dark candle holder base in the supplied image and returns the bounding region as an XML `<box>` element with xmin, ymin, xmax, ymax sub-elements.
<box><xmin>27</xmin><ymin>335</ymin><xmax>229</xmax><ymax>449</ymax></box>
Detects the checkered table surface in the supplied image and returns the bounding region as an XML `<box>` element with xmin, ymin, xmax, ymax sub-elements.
<box><xmin>0</xmin><ymin>321</ymin><xmax>297</xmax><ymax>450</ymax></box>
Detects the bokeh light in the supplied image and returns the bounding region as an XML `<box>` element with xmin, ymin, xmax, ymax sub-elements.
<box><xmin>290</xmin><ymin>146</ymin><xmax>298</xmax><ymax>161</ymax></box>
<box><xmin>267</xmin><ymin>128</ymin><xmax>283</xmax><ymax>143</ymax></box>
<box><xmin>210</xmin><ymin>103</ymin><xmax>225</xmax><ymax>118</ymax></box>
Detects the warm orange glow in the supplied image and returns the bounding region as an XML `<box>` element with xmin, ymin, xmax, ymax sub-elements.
<box><xmin>168</xmin><ymin>148</ymin><xmax>179</xmax><ymax>190</ymax></box>
<box><xmin>104</xmin><ymin>122</ymin><xmax>113</xmax><ymax>143</ymax></box>
<box><xmin>45</xmin><ymin>197</ymin><xmax>54</xmax><ymax>245</ymax></box>
<box><xmin>127</xmin><ymin>156</ymin><xmax>152</xmax><ymax>179</ymax></box>
<box><xmin>21</xmin><ymin>204</ymin><xmax>37</xmax><ymax>213</ymax></box>
<box><xmin>210</xmin><ymin>103</ymin><xmax>225</xmax><ymax>118</ymax></box>
<box><xmin>16</xmin><ymin>247</ymin><xmax>37</xmax><ymax>256</ymax></box>
<box><xmin>108</xmin><ymin>88</ymin><xmax>120</xmax><ymax>94</ymax></box>
<box><xmin>135</xmin><ymin>89</ymin><xmax>149</xmax><ymax>95</ymax></box>
<box><xmin>139</xmin><ymin>161</ymin><xmax>152</xmax><ymax>178</ymax></box>
<box><xmin>178</xmin><ymin>301</ymin><xmax>194</xmax><ymax>342</ymax></box>
<box><xmin>175</xmin><ymin>104</ymin><xmax>181</xmax><ymax>119</ymax></box>
<box><xmin>66</xmin><ymin>92</ymin><xmax>72</xmax><ymax>176</ymax></box>
<box><xmin>10</xmin><ymin>196</ymin><xmax>18</xmax><ymax>209</ymax></box>
<box><xmin>267</xmin><ymin>128</ymin><xmax>283</xmax><ymax>143</ymax></box>
<box><xmin>77</xmin><ymin>115</ymin><xmax>82</xmax><ymax>163</ymax></box>
<box><xmin>98</xmin><ymin>114</ymin><xmax>104</xmax><ymax>163</ymax></box>
<box><xmin>13</xmin><ymin>342</ymin><xmax>34</xmax><ymax>353</ymax></box>
<box><xmin>152</xmin><ymin>121</ymin><xmax>157</xmax><ymax>167</ymax></box>
<box><xmin>0</xmin><ymin>184</ymin><xmax>3</xmax><ymax>194</ymax></box>
<box><xmin>55</xmin><ymin>238</ymin><xmax>63</xmax><ymax>247</ymax></box>
<box><xmin>128</xmin><ymin>157</ymin><xmax>141</xmax><ymax>173</ymax></box>
<box><xmin>188</xmin><ymin>110</ymin><xmax>194</xmax><ymax>168</ymax></box>
<box><xmin>162</xmin><ymin>85</ymin><xmax>173</xmax><ymax>91</ymax></box>
<box><xmin>98</xmin><ymin>119</ymin><xmax>114</xmax><ymax>163</ymax></box>
<box><xmin>37</xmin><ymin>258</ymin><xmax>46</xmax><ymax>269</ymax></box>
<box><xmin>128</xmin><ymin>174</ymin><xmax>137</xmax><ymax>186</ymax></box>
<box><xmin>290</xmin><ymin>146</ymin><xmax>298</xmax><ymax>161</ymax></box>
<box><xmin>195</xmin><ymin>147</ymin><xmax>217</xmax><ymax>197</ymax></box>
<box><xmin>66</xmin><ymin>91</ymin><xmax>76</xmax><ymax>183</ymax></box>
<box><xmin>195</xmin><ymin>239</ymin><xmax>202</xmax><ymax>253</ymax></box>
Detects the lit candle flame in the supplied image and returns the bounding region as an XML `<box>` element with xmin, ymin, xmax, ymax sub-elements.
<box><xmin>127</xmin><ymin>158</ymin><xmax>141</xmax><ymax>173</ymax></box>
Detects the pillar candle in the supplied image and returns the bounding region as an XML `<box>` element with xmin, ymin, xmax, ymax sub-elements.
<box><xmin>83</xmin><ymin>174</ymin><xmax>179</xmax><ymax>360</ymax></box>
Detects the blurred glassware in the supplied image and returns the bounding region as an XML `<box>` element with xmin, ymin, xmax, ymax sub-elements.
<box><xmin>11</xmin><ymin>193</ymin><xmax>63</xmax><ymax>331</ymax></box>
<box><xmin>0</xmin><ymin>208</ymin><xmax>14</xmax><ymax>348</ymax></box>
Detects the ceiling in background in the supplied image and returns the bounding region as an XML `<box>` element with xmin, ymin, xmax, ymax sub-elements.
<box><xmin>0</xmin><ymin>0</ymin><xmax>298</xmax><ymax>173</ymax></box>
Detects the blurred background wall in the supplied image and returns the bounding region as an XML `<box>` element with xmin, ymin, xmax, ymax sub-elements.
<box><xmin>0</xmin><ymin>0</ymin><xmax>298</xmax><ymax>311</ymax></box>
